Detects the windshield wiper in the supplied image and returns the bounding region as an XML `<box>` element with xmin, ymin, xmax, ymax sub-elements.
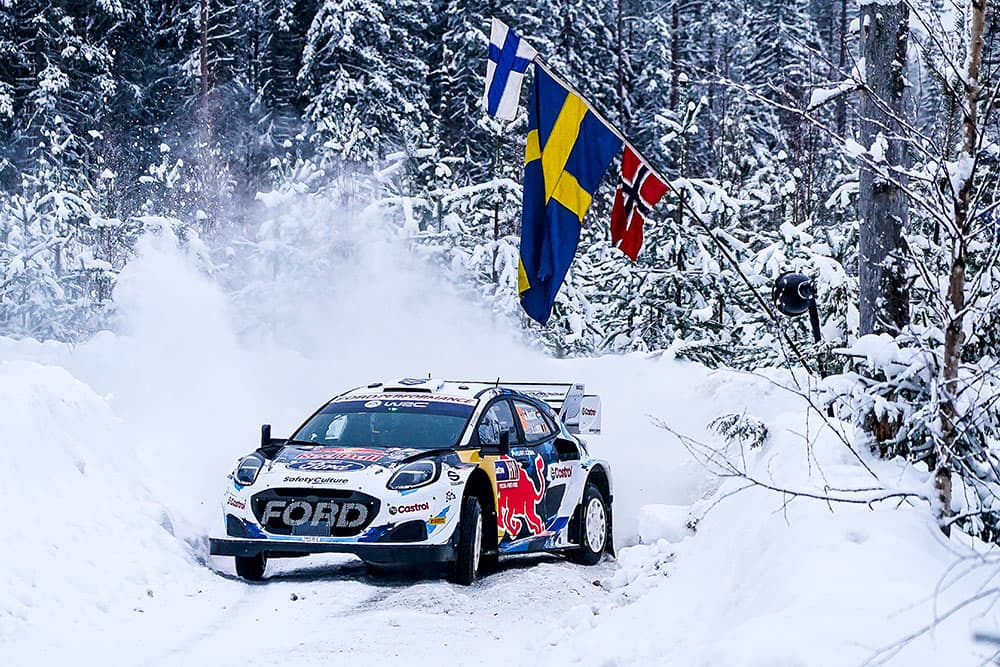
<box><xmin>256</xmin><ymin>438</ymin><xmax>320</xmax><ymax>459</ymax></box>
<box><xmin>280</xmin><ymin>439</ymin><xmax>329</xmax><ymax>447</ymax></box>
<box><xmin>399</xmin><ymin>447</ymin><xmax>456</xmax><ymax>463</ymax></box>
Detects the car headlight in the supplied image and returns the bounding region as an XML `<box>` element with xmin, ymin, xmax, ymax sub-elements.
<box><xmin>387</xmin><ymin>460</ymin><xmax>438</xmax><ymax>490</ymax></box>
<box><xmin>235</xmin><ymin>454</ymin><xmax>264</xmax><ymax>486</ymax></box>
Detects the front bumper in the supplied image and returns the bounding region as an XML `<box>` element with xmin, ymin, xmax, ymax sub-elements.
<box><xmin>210</xmin><ymin>537</ymin><xmax>456</xmax><ymax>564</ymax></box>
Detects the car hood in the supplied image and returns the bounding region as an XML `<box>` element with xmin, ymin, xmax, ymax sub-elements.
<box><xmin>269</xmin><ymin>445</ymin><xmax>429</xmax><ymax>475</ymax></box>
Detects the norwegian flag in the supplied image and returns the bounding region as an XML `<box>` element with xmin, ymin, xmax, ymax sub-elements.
<box><xmin>610</xmin><ymin>146</ymin><xmax>669</xmax><ymax>260</ymax></box>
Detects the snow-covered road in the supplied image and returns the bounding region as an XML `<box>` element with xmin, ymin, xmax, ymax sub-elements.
<box><xmin>49</xmin><ymin>554</ymin><xmax>611</xmax><ymax>667</ymax></box>
<box><xmin>155</xmin><ymin>557</ymin><xmax>613</xmax><ymax>667</ymax></box>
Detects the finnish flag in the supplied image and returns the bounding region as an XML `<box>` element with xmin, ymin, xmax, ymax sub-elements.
<box><xmin>484</xmin><ymin>18</ymin><xmax>537</xmax><ymax>121</ymax></box>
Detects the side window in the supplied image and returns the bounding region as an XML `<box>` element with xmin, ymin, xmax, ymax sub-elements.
<box><xmin>513</xmin><ymin>401</ymin><xmax>554</xmax><ymax>443</ymax></box>
<box><xmin>477</xmin><ymin>400</ymin><xmax>520</xmax><ymax>446</ymax></box>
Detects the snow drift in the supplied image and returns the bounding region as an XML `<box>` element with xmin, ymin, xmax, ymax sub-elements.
<box><xmin>0</xmin><ymin>359</ymin><xmax>219</xmax><ymax>658</ymax></box>
<box><xmin>549</xmin><ymin>370</ymin><xmax>1000</xmax><ymax>666</ymax></box>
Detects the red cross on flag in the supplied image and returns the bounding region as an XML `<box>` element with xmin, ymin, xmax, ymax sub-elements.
<box><xmin>610</xmin><ymin>146</ymin><xmax>670</xmax><ymax>260</ymax></box>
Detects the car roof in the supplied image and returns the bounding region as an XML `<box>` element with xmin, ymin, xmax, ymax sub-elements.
<box><xmin>334</xmin><ymin>378</ymin><xmax>570</xmax><ymax>418</ymax></box>
<box><xmin>336</xmin><ymin>378</ymin><xmax>500</xmax><ymax>404</ymax></box>
<box><xmin>327</xmin><ymin>379</ymin><xmax>601</xmax><ymax>435</ymax></box>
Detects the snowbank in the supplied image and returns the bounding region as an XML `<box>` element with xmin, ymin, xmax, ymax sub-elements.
<box><xmin>636</xmin><ymin>504</ymin><xmax>693</xmax><ymax>544</ymax></box>
<box><xmin>546</xmin><ymin>372</ymin><xmax>1000</xmax><ymax>666</ymax></box>
<box><xmin>0</xmin><ymin>360</ymin><xmax>218</xmax><ymax>658</ymax></box>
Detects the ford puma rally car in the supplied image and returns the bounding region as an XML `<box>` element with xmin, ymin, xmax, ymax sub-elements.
<box><xmin>210</xmin><ymin>378</ymin><xmax>612</xmax><ymax>584</ymax></box>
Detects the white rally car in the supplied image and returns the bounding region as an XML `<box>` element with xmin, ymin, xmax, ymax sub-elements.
<box><xmin>210</xmin><ymin>378</ymin><xmax>612</xmax><ymax>584</ymax></box>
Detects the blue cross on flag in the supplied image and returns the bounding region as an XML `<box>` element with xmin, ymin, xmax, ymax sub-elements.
<box><xmin>484</xmin><ymin>18</ymin><xmax>537</xmax><ymax>121</ymax></box>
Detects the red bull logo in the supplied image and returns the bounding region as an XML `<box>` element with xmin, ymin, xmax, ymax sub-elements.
<box><xmin>496</xmin><ymin>456</ymin><xmax>546</xmax><ymax>537</ymax></box>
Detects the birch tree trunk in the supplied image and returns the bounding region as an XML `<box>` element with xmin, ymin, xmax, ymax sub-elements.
<box><xmin>937</xmin><ymin>0</ymin><xmax>988</xmax><ymax>532</ymax></box>
<box><xmin>858</xmin><ymin>1</ymin><xmax>910</xmax><ymax>335</ymax></box>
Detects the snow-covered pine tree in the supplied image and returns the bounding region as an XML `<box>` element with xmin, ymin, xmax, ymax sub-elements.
<box><xmin>429</xmin><ymin>2</ymin><xmax>494</xmax><ymax>186</ymax></box>
<box><xmin>0</xmin><ymin>0</ymin><xmax>152</xmax><ymax>338</ymax></box>
<box><xmin>300</xmin><ymin>0</ymin><xmax>433</xmax><ymax>167</ymax></box>
<box><xmin>258</xmin><ymin>0</ymin><xmax>314</xmax><ymax>153</ymax></box>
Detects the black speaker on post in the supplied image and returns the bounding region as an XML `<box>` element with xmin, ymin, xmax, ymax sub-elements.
<box><xmin>772</xmin><ymin>272</ymin><xmax>821</xmax><ymax>343</ymax></box>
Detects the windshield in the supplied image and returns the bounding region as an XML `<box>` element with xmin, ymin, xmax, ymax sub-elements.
<box><xmin>291</xmin><ymin>397</ymin><xmax>475</xmax><ymax>449</ymax></box>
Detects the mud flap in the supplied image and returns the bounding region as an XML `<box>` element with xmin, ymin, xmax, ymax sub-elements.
<box><xmin>604</xmin><ymin>499</ymin><xmax>615</xmax><ymax>558</ymax></box>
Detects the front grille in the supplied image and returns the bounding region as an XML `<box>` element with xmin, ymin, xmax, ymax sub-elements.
<box><xmin>251</xmin><ymin>488</ymin><xmax>380</xmax><ymax>537</ymax></box>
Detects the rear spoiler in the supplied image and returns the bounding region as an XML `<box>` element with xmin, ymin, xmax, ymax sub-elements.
<box><xmin>489</xmin><ymin>381</ymin><xmax>602</xmax><ymax>436</ymax></box>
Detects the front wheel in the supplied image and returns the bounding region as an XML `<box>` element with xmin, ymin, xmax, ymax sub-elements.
<box><xmin>570</xmin><ymin>484</ymin><xmax>609</xmax><ymax>565</ymax></box>
<box><xmin>447</xmin><ymin>496</ymin><xmax>484</xmax><ymax>585</ymax></box>
<box><xmin>235</xmin><ymin>553</ymin><xmax>267</xmax><ymax>581</ymax></box>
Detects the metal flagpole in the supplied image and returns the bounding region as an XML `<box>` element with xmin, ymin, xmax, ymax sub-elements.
<box><xmin>532</xmin><ymin>57</ymin><xmax>817</xmax><ymax>373</ymax></box>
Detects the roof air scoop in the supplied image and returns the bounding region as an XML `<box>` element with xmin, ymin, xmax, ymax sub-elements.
<box><xmin>382</xmin><ymin>378</ymin><xmax>445</xmax><ymax>393</ymax></box>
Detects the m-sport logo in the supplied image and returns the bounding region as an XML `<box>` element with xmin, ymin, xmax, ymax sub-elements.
<box><xmin>262</xmin><ymin>500</ymin><xmax>369</xmax><ymax>528</ymax></box>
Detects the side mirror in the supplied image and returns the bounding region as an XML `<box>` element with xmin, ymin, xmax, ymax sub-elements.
<box><xmin>480</xmin><ymin>427</ymin><xmax>513</xmax><ymax>457</ymax></box>
<box><xmin>260</xmin><ymin>423</ymin><xmax>271</xmax><ymax>449</ymax></box>
<box><xmin>499</xmin><ymin>428</ymin><xmax>511</xmax><ymax>457</ymax></box>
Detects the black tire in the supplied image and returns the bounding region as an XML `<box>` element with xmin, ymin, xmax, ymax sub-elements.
<box><xmin>447</xmin><ymin>496</ymin><xmax>484</xmax><ymax>585</ymax></box>
<box><xmin>570</xmin><ymin>484</ymin><xmax>609</xmax><ymax>565</ymax></box>
<box><xmin>235</xmin><ymin>553</ymin><xmax>266</xmax><ymax>581</ymax></box>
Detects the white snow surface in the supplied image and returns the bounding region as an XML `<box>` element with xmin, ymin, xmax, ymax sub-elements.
<box><xmin>2</xmin><ymin>221</ymin><xmax>999</xmax><ymax>665</ymax></box>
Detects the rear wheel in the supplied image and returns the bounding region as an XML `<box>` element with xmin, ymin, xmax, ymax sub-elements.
<box><xmin>447</xmin><ymin>496</ymin><xmax>484</xmax><ymax>585</ymax></box>
<box><xmin>570</xmin><ymin>484</ymin><xmax>608</xmax><ymax>565</ymax></box>
<box><xmin>235</xmin><ymin>553</ymin><xmax>266</xmax><ymax>581</ymax></box>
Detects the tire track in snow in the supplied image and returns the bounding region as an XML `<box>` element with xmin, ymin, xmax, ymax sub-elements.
<box><xmin>132</xmin><ymin>556</ymin><xmax>614</xmax><ymax>667</ymax></box>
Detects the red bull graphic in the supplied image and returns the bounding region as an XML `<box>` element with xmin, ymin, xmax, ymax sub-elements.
<box><xmin>496</xmin><ymin>456</ymin><xmax>546</xmax><ymax>537</ymax></box>
<box><xmin>295</xmin><ymin>447</ymin><xmax>384</xmax><ymax>462</ymax></box>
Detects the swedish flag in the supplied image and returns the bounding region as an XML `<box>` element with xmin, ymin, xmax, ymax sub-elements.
<box><xmin>518</xmin><ymin>66</ymin><xmax>622</xmax><ymax>325</ymax></box>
